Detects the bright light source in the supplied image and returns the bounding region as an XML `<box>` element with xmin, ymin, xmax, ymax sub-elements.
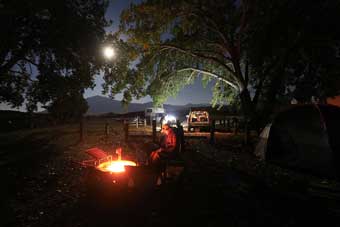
<box><xmin>163</xmin><ymin>114</ymin><xmax>176</xmax><ymax>124</ymax></box>
<box><xmin>97</xmin><ymin>160</ymin><xmax>136</xmax><ymax>173</ymax></box>
<box><xmin>103</xmin><ymin>46</ymin><xmax>115</xmax><ymax>59</ymax></box>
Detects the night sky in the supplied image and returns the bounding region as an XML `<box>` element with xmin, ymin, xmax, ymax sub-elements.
<box><xmin>0</xmin><ymin>0</ymin><xmax>216</xmax><ymax>111</ymax></box>
<box><xmin>84</xmin><ymin>0</ymin><xmax>216</xmax><ymax>105</ymax></box>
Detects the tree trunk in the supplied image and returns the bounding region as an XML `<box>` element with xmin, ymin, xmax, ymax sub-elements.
<box><xmin>29</xmin><ymin>112</ymin><xmax>34</xmax><ymax>129</ymax></box>
<box><xmin>124</xmin><ymin>120</ymin><xmax>129</xmax><ymax>142</ymax></box>
<box><xmin>239</xmin><ymin>88</ymin><xmax>254</xmax><ymax>145</ymax></box>
<box><xmin>256</xmin><ymin>69</ymin><xmax>285</xmax><ymax>133</ymax></box>
<box><xmin>210</xmin><ymin>119</ymin><xmax>215</xmax><ymax>145</ymax></box>
<box><xmin>239</xmin><ymin>88</ymin><xmax>254</xmax><ymax>118</ymax></box>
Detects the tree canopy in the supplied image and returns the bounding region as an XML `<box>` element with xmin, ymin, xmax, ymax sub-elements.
<box><xmin>245</xmin><ymin>0</ymin><xmax>340</xmax><ymax>126</ymax></box>
<box><xmin>104</xmin><ymin>0</ymin><xmax>251</xmax><ymax>109</ymax></box>
<box><xmin>0</xmin><ymin>0</ymin><xmax>109</xmax><ymax>115</ymax></box>
<box><xmin>103</xmin><ymin>0</ymin><xmax>340</xmax><ymax>122</ymax></box>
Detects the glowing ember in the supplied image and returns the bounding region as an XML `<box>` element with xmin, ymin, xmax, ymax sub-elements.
<box><xmin>97</xmin><ymin>160</ymin><xmax>137</xmax><ymax>173</ymax></box>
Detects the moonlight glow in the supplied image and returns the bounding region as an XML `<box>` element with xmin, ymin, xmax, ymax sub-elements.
<box><xmin>103</xmin><ymin>46</ymin><xmax>115</xmax><ymax>59</ymax></box>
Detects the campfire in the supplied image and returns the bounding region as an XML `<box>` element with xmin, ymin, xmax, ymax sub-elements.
<box><xmin>80</xmin><ymin>147</ymin><xmax>161</xmax><ymax>189</ymax></box>
<box><xmin>83</xmin><ymin>147</ymin><xmax>137</xmax><ymax>173</ymax></box>
<box><xmin>97</xmin><ymin>160</ymin><xmax>137</xmax><ymax>173</ymax></box>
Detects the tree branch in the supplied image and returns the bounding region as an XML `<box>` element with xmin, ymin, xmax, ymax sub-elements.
<box><xmin>190</xmin><ymin>10</ymin><xmax>231</xmax><ymax>52</ymax></box>
<box><xmin>239</xmin><ymin>0</ymin><xmax>250</xmax><ymax>35</ymax></box>
<box><xmin>175</xmin><ymin>67</ymin><xmax>239</xmax><ymax>91</ymax></box>
<box><xmin>245</xmin><ymin>60</ymin><xmax>249</xmax><ymax>85</ymax></box>
<box><xmin>177</xmin><ymin>11</ymin><xmax>231</xmax><ymax>52</ymax></box>
<box><xmin>252</xmin><ymin>76</ymin><xmax>264</xmax><ymax>107</ymax></box>
<box><xmin>160</xmin><ymin>44</ymin><xmax>236</xmax><ymax>76</ymax></box>
<box><xmin>24</xmin><ymin>58</ymin><xmax>39</xmax><ymax>67</ymax></box>
<box><xmin>0</xmin><ymin>55</ymin><xmax>23</xmax><ymax>75</ymax></box>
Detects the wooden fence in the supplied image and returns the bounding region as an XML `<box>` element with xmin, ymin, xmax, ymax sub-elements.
<box><xmin>127</xmin><ymin>116</ymin><xmax>147</xmax><ymax>128</ymax></box>
<box><xmin>122</xmin><ymin>115</ymin><xmax>245</xmax><ymax>145</ymax></box>
<box><xmin>124</xmin><ymin>119</ymin><xmax>158</xmax><ymax>143</ymax></box>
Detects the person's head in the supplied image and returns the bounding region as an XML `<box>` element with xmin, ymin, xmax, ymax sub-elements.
<box><xmin>161</xmin><ymin>124</ymin><xmax>170</xmax><ymax>135</ymax></box>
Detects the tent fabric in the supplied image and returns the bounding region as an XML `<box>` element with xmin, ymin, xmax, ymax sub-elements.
<box><xmin>319</xmin><ymin>105</ymin><xmax>340</xmax><ymax>176</ymax></box>
<box><xmin>255</xmin><ymin>104</ymin><xmax>340</xmax><ymax>178</ymax></box>
<box><xmin>254</xmin><ymin>124</ymin><xmax>271</xmax><ymax>160</ymax></box>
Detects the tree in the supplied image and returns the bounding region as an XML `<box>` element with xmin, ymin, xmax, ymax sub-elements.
<box><xmin>103</xmin><ymin>0</ymin><xmax>340</xmax><ymax>132</ymax></box>
<box><xmin>47</xmin><ymin>90</ymin><xmax>88</xmax><ymax>123</ymax></box>
<box><xmin>0</xmin><ymin>0</ymin><xmax>109</xmax><ymax>111</ymax></box>
<box><xmin>246</xmin><ymin>0</ymin><xmax>340</xmax><ymax>127</ymax></box>
<box><xmin>103</xmin><ymin>0</ymin><xmax>255</xmax><ymax>116</ymax></box>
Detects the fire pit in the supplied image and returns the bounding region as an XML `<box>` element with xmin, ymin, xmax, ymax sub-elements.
<box><xmin>80</xmin><ymin>147</ymin><xmax>158</xmax><ymax>190</ymax></box>
<box><xmin>94</xmin><ymin>147</ymin><xmax>137</xmax><ymax>174</ymax></box>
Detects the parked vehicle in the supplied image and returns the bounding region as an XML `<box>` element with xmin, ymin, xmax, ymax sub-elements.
<box><xmin>187</xmin><ymin>108</ymin><xmax>211</xmax><ymax>132</ymax></box>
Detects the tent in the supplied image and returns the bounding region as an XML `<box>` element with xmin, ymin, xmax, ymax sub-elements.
<box><xmin>255</xmin><ymin>104</ymin><xmax>340</xmax><ymax>178</ymax></box>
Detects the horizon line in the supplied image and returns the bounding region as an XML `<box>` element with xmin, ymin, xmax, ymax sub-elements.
<box><xmin>87</xmin><ymin>95</ymin><xmax>212</xmax><ymax>106</ymax></box>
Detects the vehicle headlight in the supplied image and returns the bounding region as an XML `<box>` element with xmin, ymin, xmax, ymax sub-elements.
<box><xmin>164</xmin><ymin>115</ymin><xmax>176</xmax><ymax>123</ymax></box>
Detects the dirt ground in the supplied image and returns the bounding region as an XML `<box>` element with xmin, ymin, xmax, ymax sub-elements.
<box><xmin>1</xmin><ymin>118</ymin><xmax>340</xmax><ymax>227</ymax></box>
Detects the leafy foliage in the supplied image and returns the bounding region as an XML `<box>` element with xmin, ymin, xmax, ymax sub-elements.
<box><xmin>47</xmin><ymin>91</ymin><xmax>88</xmax><ymax>122</ymax></box>
<box><xmin>211</xmin><ymin>80</ymin><xmax>239</xmax><ymax>109</ymax></box>
<box><xmin>0</xmin><ymin>0</ymin><xmax>109</xmax><ymax>116</ymax></box>
<box><xmin>104</xmin><ymin>0</ymin><xmax>250</xmax><ymax>111</ymax></box>
<box><xmin>247</xmin><ymin>0</ymin><xmax>340</xmax><ymax>105</ymax></box>
<box><xmin>104</xmin><ymin>0</ymin><xmax>340</xmax><ymax>130</ymax></box>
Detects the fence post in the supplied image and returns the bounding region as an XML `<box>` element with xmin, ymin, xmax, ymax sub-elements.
<box><xmin>136</xmin><ymin>116</ymin><xmax>139</xmax><ymax>128</ymax></box>
<box><xmin>233</xmin><ymin>118</ymin><xmax>238</xmax><ymax>135</ymax></box>
<box><xmin>227</xmin><ymin>118</ymin><xmax>231</xmax><ymax>132</ymax></box>
<box><xmin>105</xmin><ymin>120</ymin><xmax>109</xmax><ymax>136</ymax></box>
<box><xmin>152</xmin><ymin>119</ymin><xmax>157</xmax><ymax>143</ymax></box>
<box><xmin>210</xmin><ymin>119</ymin><xmax>215</xmax><ymax>145</ymax></box>
<box><xmin>244</xmin><ymin>117</ymin><xmax>249</xmax><ymax>145</ymax></box>
<box><xmin>144</xmin><ymin>117</ymin><xmax>147</xmax><ymax>127</ymax></box>
<box><xmin>105</xmin><ymin>120</ymin><xmax>109</xmax><ymax>143</ymax></box>
<box><xmin>29</xmin><ymin>112</ymin><xmax>34</xmax><ymax>129</ymax></box>
<box><xmin>80</xmin><ymin>116</ymin><xmax>86</xmax><ymax>142</ymax></box>
<box><xmin>176</xmin><ymin>120</ymin><xmax>185</xmax><ymax>153</ymax></box>
<box><xmin>124</xmin><ymin>120</ymin><xmax>129</xmax><ymax>142</ymax></box>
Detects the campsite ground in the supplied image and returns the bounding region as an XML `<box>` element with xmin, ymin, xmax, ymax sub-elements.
<box><xmin>1</xmin><ymin>117</ymin><xmax>340</xmax><ymax>227</ymax></box>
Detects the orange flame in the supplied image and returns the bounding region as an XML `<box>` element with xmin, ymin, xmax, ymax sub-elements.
<box><xmin>97</xmin><ymin>160</ymin><xmax>136</xmax><ymax>173</ymax></box>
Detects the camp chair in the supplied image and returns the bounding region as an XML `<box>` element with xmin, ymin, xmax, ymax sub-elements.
<box><xmin>81</xmin><ymin>147</ymin><xmax>112</xmax><ymax>167</ymax></box>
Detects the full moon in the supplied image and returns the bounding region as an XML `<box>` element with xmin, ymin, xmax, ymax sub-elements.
<box><xmin>103</xmin><ymin>46</ymin><xmax>115</xmax><ymax>59</ymax></box>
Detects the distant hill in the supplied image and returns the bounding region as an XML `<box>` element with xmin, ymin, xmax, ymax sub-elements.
<box><xmin>85</xmin><ymin>95</ymin><xmax>210</xmax><ymax>115</ymax></box>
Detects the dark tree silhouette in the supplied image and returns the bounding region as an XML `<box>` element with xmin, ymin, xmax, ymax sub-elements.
<box><xmin>246</xmin><ymin>0</ymin><xmax>340</xmax><ymax>128</ymax></box>
<box><xmin>0</xmin><ymin>0</ymin><xmax>109</xmax><ymax>114</ymax></box>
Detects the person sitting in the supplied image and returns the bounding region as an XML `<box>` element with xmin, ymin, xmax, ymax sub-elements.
<box><xmin>149</xmin><ymin>123</ymin><xmax>177</xmax><ymax>166</ymax></box>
